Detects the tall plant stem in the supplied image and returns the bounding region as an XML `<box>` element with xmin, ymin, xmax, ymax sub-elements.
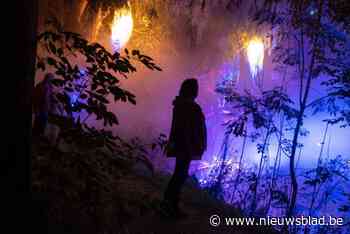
<box><xmin>230</xmin><ymin>126</ymin><xmax>248</xmax><ymax>204</ymax></box>
<box><xmin>287</xmin><ymin>1</ymin><xmax>324</xmax><ymax>217</ymax></box>
<box><xmin>250</xmin><ymin>124</ymin><xmax>271</xmax><ymax>216</ymax></box>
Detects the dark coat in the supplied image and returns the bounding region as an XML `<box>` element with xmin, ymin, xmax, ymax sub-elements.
<box><xmin>166</xmin><ymin>96</ymin><xmax>207</xmax><ymax>160</ymax></box>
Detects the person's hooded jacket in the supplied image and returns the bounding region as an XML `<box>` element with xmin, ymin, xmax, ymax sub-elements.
<box><xmin>166</xmin><ymin>96</ymin><xmax>207</xmax><ymax>160</ymax></box>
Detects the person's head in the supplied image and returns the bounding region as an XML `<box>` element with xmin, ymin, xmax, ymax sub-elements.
<box><xmin>179</xmin><ymin>78</ymin><xmax>198</xmax><ymax>100</ymax></box>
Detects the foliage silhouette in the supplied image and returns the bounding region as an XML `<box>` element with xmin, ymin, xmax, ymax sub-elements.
<box><xmin>253</xmin><ymin>0</ymin><xmax>350</xmax><ymax>219</ymax></box>
<box><xmin>36</xmin><ymin>18</ymin><xmax>161</xmax><ymax>166</ymax></box>
<box><xmin>203</xmin><ymin>3</ymin><xmax>350</xmax><ymax>232</ymax></box>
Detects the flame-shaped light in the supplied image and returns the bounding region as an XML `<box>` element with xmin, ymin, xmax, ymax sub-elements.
<box><xmin>246</xmin><ymin>38</ymin><xmax>264</xmax><ymax>78</ymax></box>
<box><xmin>111</xmin><ymin>6</ymin><xmax>133</xmax><ymax>51</ymax></box>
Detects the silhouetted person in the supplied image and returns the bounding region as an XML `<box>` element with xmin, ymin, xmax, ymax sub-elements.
<box><xmin>32</xmin><ymin>73</ymin><xmax>54</xmax><ymax>137</ymax></box>
<box><xmin>162</xmin><ymin>78</ymin><xmax>207</xmax><ymax>217</ymax></box>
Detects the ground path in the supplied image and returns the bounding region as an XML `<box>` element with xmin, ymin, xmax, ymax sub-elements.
<box><xmin>120</xmin><ymin>171</ymin><xmax>278</xmax><ymax>234</ymax></box>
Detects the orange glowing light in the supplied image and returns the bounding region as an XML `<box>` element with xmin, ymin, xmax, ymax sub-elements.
<box><xmin>111</xmin><ymin>5</ymin><xmax>133</xmax><ymax>51</ymax></box>
<box><xmin>246</xmin><ymin>37</ymin><xmax>264</xmax><ymax>78</ymax></box>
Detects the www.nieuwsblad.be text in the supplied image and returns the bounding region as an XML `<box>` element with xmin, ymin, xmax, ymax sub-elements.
<box><xmin>209</xmin><ymin>215</ymin><xmax>344</xmax><ymax>227</ymax></box>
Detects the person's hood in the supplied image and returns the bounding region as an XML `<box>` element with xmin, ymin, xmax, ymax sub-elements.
<box><xmin>172</xmin><ymin>96</ymin><xmax>194</xmax><ymax>107</ymax></box>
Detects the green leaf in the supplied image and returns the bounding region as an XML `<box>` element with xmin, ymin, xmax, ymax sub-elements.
<box><xmin>47</xmin><ymin>57</ymin><xmax>57</xmax><ymax>66</ymax></box>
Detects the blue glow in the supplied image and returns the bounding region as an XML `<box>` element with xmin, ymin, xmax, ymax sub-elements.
<box><xmin>79</xmin><ymin>68</ymin><xmax>87</xmax><ymax>77</ymax></box>
<box><xmin>70</xmin><ymin>94</ymin><xmax>78</xmax><ymax>107</ymax></box>
<box><xmin>191</xmin><ymin>53</ymin><xmax>350</xmax><ymax>229</ymax></box>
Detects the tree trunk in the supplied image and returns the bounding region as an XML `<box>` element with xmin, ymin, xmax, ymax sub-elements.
<box><xmin>287</xmin><ymin>112</ymin><xmax>302</xmax><ymax>217</ymax></box>
<box><xmin>11</xmin><ymin>0</ymin><xmax>38</xmax><ymax>232</ymax></box>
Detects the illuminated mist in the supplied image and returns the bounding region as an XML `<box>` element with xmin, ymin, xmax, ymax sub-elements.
<box><xmin>37</xmin><ymin>1</ymin><xmax>350</xmax><ymax>232</ymax></box>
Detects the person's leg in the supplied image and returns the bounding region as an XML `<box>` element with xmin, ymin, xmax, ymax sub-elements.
<box><xmin>163</xmin><ymin>157</ymin><xmax>191</xmax><ymax>211</ymax></box>
<box><xmin>172</xmin><ymin>157</ymin><xmax>191</xmax><ymax>203</ymax></box>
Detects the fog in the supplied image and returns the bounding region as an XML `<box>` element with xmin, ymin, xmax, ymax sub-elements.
<box><xmin>37</xmin><ymin>0</ymin><xmax>350</xmax><ymax>173</ymax></box>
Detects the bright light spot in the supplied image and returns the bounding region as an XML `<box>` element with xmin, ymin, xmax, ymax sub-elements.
<box><xmin>111</xmin><ymin>6</ymin><xmax>133</xmax><ymax>51</ymax></box>
<box><xmin>246</xmin><ymin>38</ymin><xmax>264</xmax><ymax>78</ymax></box>
<box><xmin>79</xmin><ymin>69</ymin><xmax>87</xmax><ymax>77</ymax></box>
<box><xmin>70</xmin><ymin>94</ymin><xmax>78</xmax><ymax>107</ymax></box>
